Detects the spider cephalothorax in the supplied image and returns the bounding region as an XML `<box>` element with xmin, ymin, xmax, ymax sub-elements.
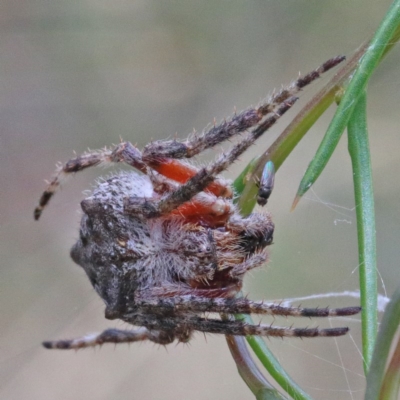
<box><xmin>35</xmin><ymin>56</ymin><xmax>360</xmax><ymax>350</ymax></box>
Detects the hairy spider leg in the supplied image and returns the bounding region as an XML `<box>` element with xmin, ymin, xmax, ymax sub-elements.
<box><xmin>42</xmin><ymin>327</ymin><xmax>175</xmax><ymax>349</ymax></box>
<box><xmin>43</xmin><ymin>312</ymin><xmax>353</xmax><ymax>350</ymax></box>
<box><xmin>144</xmin><ymin>158</ymin><xmax>233</xmax><ymax>197</ymax></box>
<box><xmin>144</xmin><ymin>172</ymin><xmax>235</xmax><ymax>227</ymax></box>
<box><xmin>137</xmin><ymin>297</ymin><xmax>362</xmax><ymax>318</ymax></box>
<box><xmin>178</xmin><ymin>316</ymin><xmax>351</xmax><ymax>338</ymax></box>
<box><xmin>142</xmin><ymin>55</ymin><xmax>345</xmax><ymax>160</ymax></box>
<box><xmin>34</xmin><ymin>142</ymin><xmax>146</xmax><ymax>220</ymax></box>
<box><xmin>124</xmin><ymin>97</ymin><xmax>298</xmax><ymax>219</ymax></box>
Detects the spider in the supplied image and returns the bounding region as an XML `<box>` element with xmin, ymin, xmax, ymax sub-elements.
<box><xmin>34</xmin><ymin>56</ymin><xmax>360</xmax><ymax>350</ymax></box>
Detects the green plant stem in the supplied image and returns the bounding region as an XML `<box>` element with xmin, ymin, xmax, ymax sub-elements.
<box><xmin>366</xmin><ymin>287</ymin><xmax>400</xmax><ymax>400</ymax></box>
<box><xmin>295</xmin><ymin>0</ymin><xmax>400</xmax><ymax>203</ymax></box>
<box><xmin>347</xmin><ymin>91</ymin><xmax>377</xmax><ymax>374</ymax></box>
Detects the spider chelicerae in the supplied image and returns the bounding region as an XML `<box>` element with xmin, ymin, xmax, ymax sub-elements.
<box><xmin>35</xmin><ymin>56</ymin><xmax>360</xmax><ymax>350</ymax></box>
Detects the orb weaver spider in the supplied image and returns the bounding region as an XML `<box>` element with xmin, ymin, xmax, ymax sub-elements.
<box><xmin>34</xmin><ymin>55</ymin><xmax>360</xmax><ymax>350</ymax></box>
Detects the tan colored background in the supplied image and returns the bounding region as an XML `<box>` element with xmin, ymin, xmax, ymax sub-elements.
<box><xmin>1</xmin><ymin>1</ymin><xmax>400</xmax><ymax>399</ymax></box>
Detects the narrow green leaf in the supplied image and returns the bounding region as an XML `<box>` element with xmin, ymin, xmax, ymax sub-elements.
<box><xmin>347</xmin><ymin>91</ymin><xmax>377</xmax><ymax>373</ymax></box>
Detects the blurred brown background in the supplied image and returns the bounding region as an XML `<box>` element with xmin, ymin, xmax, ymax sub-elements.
<box><xmin>1</xmin><ymin>1</ymin><xmax>400</xmax><ymax>399</ymax></box>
